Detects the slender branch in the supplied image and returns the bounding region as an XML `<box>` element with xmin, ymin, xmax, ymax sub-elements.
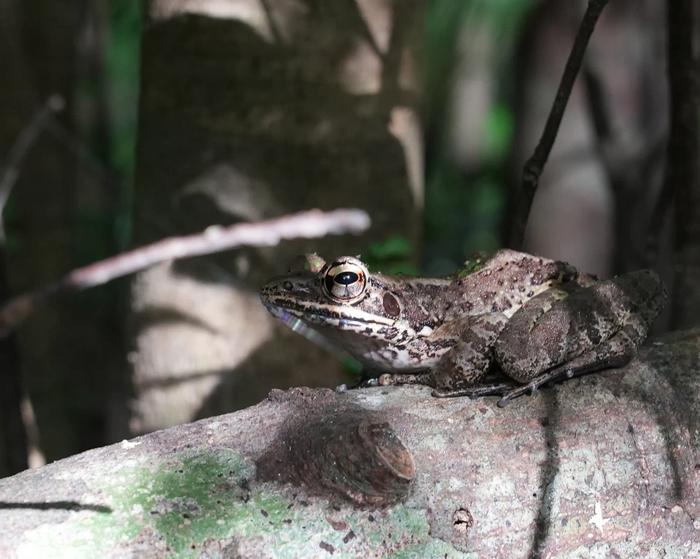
<box><xmin>0</xmin><ymin>95</ymin><xmax>64</xmax><ymax>475</ymax></box>
<box><xmin>0</xmin><ymin>95</ymin><xmax>65</xmax><ymax>239</ymax></box>
<box><xmin>509</xmin><ymin>0</ymin><xmax>609</xmax><ymax>249</ymax></box>
<box><xmin>644</xmin><ymin>158</ymin><xmax>675</xmax><ymax>267</ymax></box>
<box><xmin>258</xmin><ymin>0</ymin><xmax>284</xmax><ymax>44</ymax></box>
<box><xmin>0</xmin><ymin>208</ymin><xmax>371</xmax><ymax>336</ymax></box>
<box><xmin>351</xmin><ymin>0</ymin><xmax>386</xmax><ymax>59</ymax></box>
<box><xmin>44</xmin><ymin>116</ymin><xmax>118</xmax><ymax>188</ymax></box>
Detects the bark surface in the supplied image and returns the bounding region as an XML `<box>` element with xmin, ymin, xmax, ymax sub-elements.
<box><xmin>0</xmin><ymin>330</ymin><xmax>698</xmax><ymax>558</ymax></box>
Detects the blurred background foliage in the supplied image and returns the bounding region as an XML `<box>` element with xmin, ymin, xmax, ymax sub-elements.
<box><xmin>104</xmin><ymin>0</ymin><xmax>141</xmax><ymax>249</ymax></box>
<box><xmin>53</xmin><ymin>0</ymin><xmax>537</xmax><ymax>277</ymax></box>
<box><xmin>424</xmin><ymin>0</ymin><xmax>531</xmax><ymax>275</ymax></box>
<box><xmin>0</xmin><ymin>0</ymin><xmax>551</xmax><ymax>277</ymax></box>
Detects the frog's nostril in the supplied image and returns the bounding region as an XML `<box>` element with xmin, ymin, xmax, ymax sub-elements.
<box><xmin>283</xmin><ymin>281</ymin><xmax>293</xmax><ymax>291</ymax></box>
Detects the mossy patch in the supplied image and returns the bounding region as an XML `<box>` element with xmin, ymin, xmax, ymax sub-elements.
<box><xmin>17</xmin><ymin>449</ymin><xmax>469</xmax><ymax>558</ymax></box>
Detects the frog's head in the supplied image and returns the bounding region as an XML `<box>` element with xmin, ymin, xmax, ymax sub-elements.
<box><xmin>260</xmin><ymin>254</ymin><xmax>415</xmax><ymax>341</ymax></box>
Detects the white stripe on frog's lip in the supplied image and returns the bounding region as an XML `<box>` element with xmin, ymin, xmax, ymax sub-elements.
<box><xmin>264</xmin><ymin>298</ymin><xmax>397</xmax><ymax>327</ymax></box>
<box><xmin>259</xmin><ymin>298</ymin><xmax>438</xmax><ymax>343</ymax></box>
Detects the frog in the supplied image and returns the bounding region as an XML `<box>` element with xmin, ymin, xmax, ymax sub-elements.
<box><xmin>259</xmin><ymin>250</ymin><xmax>666</xmax><ymax>406</ymax></box>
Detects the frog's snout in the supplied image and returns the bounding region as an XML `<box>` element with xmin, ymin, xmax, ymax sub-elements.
<box><xmin>259</xmin><ymin>278</ymin><xmax>285</xmax><ymax>308</ymax></box>
<box><xmin>260</xmin><ymin>274</ymin><xmax>318</xmax><ymax>309</ymax></box>
<box><xmin>258</xmin><ymin>281</ymin><xmax>274</xmax><ymax>301</ymax></box>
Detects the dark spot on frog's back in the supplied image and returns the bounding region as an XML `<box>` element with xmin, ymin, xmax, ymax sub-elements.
<box><xmin>383</xmin><ymin>292</ymin><xmax>401</xmax><ymax>318</ymax></box>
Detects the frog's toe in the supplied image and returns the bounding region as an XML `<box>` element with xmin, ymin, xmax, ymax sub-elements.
<box><xmin>335</xmin><ymin>375</ymin><xmax>380</xmax><ymax>391</ymax></box>
<box><xmin>431</xmin><ymin>382</ymin><xmax>515</xmax><ymax>399</ymax></box>
<box><xmin>358</xmin><ymin>377</ymin><xmax>381</xmax><ymax>388</ymax></box>
<box><xmin>497</xmin><ymin>383</ymin><xmax>541</xmax><ymax>407</ymax></box>
<box><xmin>377</xmin><ymin>373</ymin><xmax>393</xmax><ymax>386</ymax></box>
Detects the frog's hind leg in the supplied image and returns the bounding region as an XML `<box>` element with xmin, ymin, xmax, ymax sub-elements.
<box><xmin>431</xmin><ymin>381</ymin><xmax>517</xmax><ymax>399</ymax></box>
<box><xmin>496</xmin><ymin>320</ymin><xmax>642</xmax><ymax>407</ymax></box>
<box><xmin>494</xmin><ymin>269</ymin><xmax>666</xmax><ymax>406</ymax></box>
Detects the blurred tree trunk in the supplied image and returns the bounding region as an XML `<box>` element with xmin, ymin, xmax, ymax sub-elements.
<box><xmin>0</xmin><ymin>0</ymin><xmax>124</xmax><ymax>469</ymax></box>
<box><xmin>129</xmin><ymin>0</ymin><xmax>425</xmax><ymax>433</ymax></box>
<box><xmin>0</xmin><ymin>0</ymin><xmax>30</xmax><ymax>477</ymax></box>
<box><xmin>667</xmin><ymin>0</ymin><xmax>700</xmax><ymax>330</ymax></box>
<box><xmin>0</xmin><ymin>254</ymin><xmax>26</xmax><ymax>476</ymax></box>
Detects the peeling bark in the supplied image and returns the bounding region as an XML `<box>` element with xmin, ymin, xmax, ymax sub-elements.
<box><xmin>0</xmin><ymin>330</ymin><xmax>699</xmax><ymax>557</ymax></box>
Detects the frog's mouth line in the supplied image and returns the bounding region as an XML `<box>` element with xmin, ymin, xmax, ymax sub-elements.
<box><xmin>261</xmin><ymin>297</ymin><xmax>396</xmax><ymax>330</ymax></box>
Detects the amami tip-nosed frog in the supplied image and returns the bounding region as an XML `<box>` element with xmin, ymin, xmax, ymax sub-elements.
<box><xmin>260</xmin><ymin>250</ymin><xmax>666</xmax><ymax>406</ymax></box>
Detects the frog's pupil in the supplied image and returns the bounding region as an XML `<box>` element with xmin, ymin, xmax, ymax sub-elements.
<box><xmin>335</xmin><ymin>271</ymin><xmax>359</xmax><ymax>285</ymax></box>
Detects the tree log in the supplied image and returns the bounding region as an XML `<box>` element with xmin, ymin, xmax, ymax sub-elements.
<box><xmin>1</xmin><ymin>330</ymin><xmax>699</xmax><ymax>558</ymax></box>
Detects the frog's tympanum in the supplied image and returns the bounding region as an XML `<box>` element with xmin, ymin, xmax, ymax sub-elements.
<box><xmin>260</xmin><ymin>250</ymin><xmax>666</xmax><ymax>405</ymax></box>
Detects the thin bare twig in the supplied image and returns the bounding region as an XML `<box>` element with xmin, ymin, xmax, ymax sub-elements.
<box><xmin>259</xmin><ymin>0</ymin><xmax>284</xmax><ymax>44</ymax></box>
<box><xmin>0</xmin><ymin>208</ymin><xmax>371</xmax><ymax>336</ymax></box>
<box><xmin>44</xmin><ymin>117</ymin><xmax>118</xmax><ymax>188</ymax></box>
<box><xmin>0</xmin><ymin>96</ymin><xmax>65</xmax><ymax>475</ymax></box>
<box><xmin>0</xmin><ymin>95</ymin><xmax>65</xmax><ymax>240</ymax></box>
<box><xmin>509</xmin><ymin>0</ymin><xmax>609</xmax><ymax>249</ymax></box>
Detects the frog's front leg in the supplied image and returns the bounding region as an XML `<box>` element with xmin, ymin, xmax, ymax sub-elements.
<box><xmin>494</xmin><ymin>269</ymin><xmax>666</xmax><ymax>406</ymax></box>
<box><xmin>374</xmin><ymin>313</ymin><xmax>513</xmax><ymax>395</ymax></box>
<box><xmin>428</xmin><ymin>313</ymin><xmax>516</xmax><ymax>397</ymax></box>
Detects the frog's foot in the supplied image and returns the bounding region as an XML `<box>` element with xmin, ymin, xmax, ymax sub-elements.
<box><xmin>336</xmin><ymin>373</ymin><xmax>381</xmax><ymax>392</ymax></box>
<box><xmin>337</xmin><ymin>372</ymin><xmax>434</xmax><ymax>392</ymax></box>
<box><xmin>431</xmin><ymin>382</ymin><xmax>516</xmax><ymax>399</ymax></box>
<box><xmin>497</xmin><ymin>343</ymin><xmax>634</xmax><ymax>407</ymax></box>
<box><xmin>335</xmin><ymin>380</ymin><xmax>372</xmax><ymax>392</ymax></box>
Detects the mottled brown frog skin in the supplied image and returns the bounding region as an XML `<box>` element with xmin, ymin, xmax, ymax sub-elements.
<box><xmin>260</xmin><ymin>250</ymin><xmax>666</xmax><ymax>406</ymax></box>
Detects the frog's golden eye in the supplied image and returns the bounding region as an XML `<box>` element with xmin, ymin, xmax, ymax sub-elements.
<box><xmin>322</xmin><ymin>258</ymin><xmax>368</xmax><ymax>303</ymax></box>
